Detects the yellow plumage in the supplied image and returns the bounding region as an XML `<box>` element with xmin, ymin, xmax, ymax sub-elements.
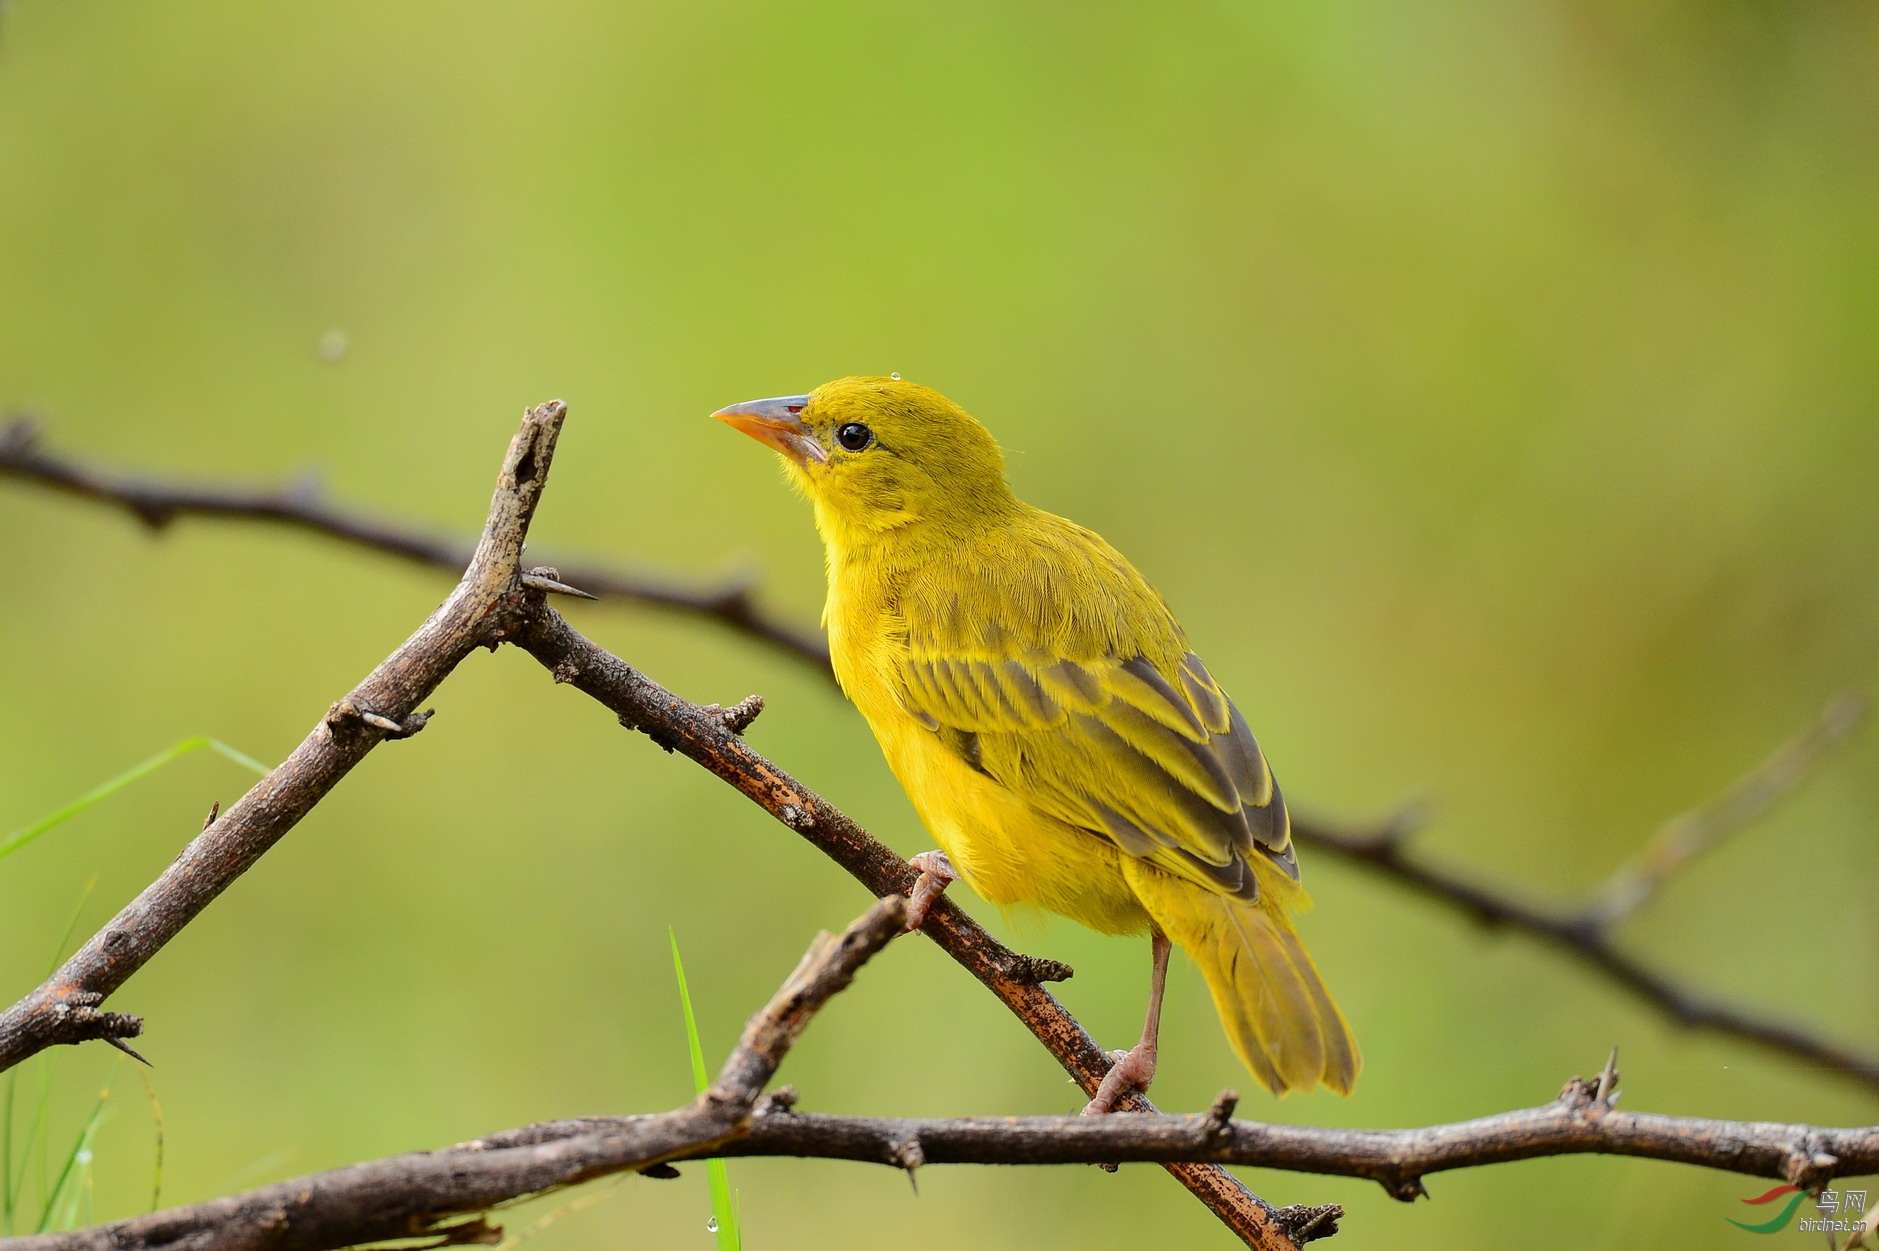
<box><xmin>716</xmin><ymin>376</ymin><xmax>1358</xmax><ymax>1096</ymax></box>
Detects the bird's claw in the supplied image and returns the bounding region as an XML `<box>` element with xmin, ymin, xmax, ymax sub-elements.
<box><xmin>903</xmin><ymin>850</ymin><xmax>958</xmax><ymax>932</ymax></box>
<box><xmin>1082</xmin><ymin>1041</ymin><xmax>1158</xmax><ymax>1115</ymax></box>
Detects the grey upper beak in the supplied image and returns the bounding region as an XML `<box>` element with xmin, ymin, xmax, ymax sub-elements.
<box><xmin>712</xmin><ymin>395</ymin><xmax>828</xmax><ymax>466</ymax></box>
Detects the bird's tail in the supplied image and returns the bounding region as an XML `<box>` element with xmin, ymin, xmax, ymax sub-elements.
<box><xmin>1123</xmin><ymin>862</ymin><xmax>1360</xmax><ymax>1096</ymax></box>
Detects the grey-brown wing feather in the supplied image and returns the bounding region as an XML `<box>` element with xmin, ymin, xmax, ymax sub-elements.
<box><xmin>897</xmin><ymin>649</ymin><xmax>1296</xmax><ymax>901</ymax></box>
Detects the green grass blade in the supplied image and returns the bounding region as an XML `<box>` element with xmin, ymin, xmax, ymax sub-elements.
<box><xmin>0</xmin><ymin>737</ymin><xmax>270</xmax><ymax>863</ymax></box>
<box><xmin>205</xmin><ymin>1148</ymin><xmax>297</xmax><ymax>1198</ymax></box>
<box><xmin>704</xmin><ymin>1154</ymin><xmax>740</xmax><ymax>1244</ymax></box>
<box><xmin>35</xmin><ymin>1070</ymin><xmax>112</xmax><ymax>1235</ymax></box>
<box><xmin>669</xmin><ymin>930</ymin><xmax>710</xmax><ymax>1093</ymax></box>
<box><xmin>29</xmin><ymin>1058</ymin><xmax>55</xmax><ymax>1216</ymax></box>
<box><xmin>2</xmin><ymin>876</ymin><xmax>102</xmax><ymax>1236</ymax></box>
<box><xmin>138</xmin><ymin>1067</ymin><xmax>163</xmax><ymax>1213</ymax></box>
<box><xmin>3</xmin><ymin>1067</ymin><xmax>16</xmax><ymax>1235</ymax></box>
<box><xmin>669</xmin><ymin>931</ymin><xmax>741</xmax><ymax>1250</ymax></box>
<box><xmin>205</xmin><ymin>740</ymin><xmax>270</xmax><ymax>776</ymax></box>
<box><xmin>45</xmin><ymin>878</ymin><xmax>100</xmax><ymax>979</ymax></box>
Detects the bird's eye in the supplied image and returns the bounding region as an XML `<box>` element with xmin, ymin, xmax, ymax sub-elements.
<box><xmin>835</xmin><ymin>422</ymin><xmax>873</xmax><ymax>451</ymax></box>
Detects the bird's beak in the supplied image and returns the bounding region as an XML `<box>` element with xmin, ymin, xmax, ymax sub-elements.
<box><xmin>712</xmin><ymin>395</ymin><xmax>827</xmax><ymax>466</ymax></box>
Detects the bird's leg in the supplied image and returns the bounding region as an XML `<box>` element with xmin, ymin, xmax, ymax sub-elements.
<box><xmin>1083</xmin><ymin>930</ymin><xmax>1172</xmax><ymax>1115</ymax></box>
<box><xmin>902</xmin><ymin>850</ymin><xmax>958</xmax><ymax>932</ymax></box>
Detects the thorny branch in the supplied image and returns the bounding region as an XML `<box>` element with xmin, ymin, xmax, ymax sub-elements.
<box><xmin>1586</xmin><ymin>691</ymin><xmax>1867</xmax><ymax>926</ymax></box>
<box><xmin>0</xmin><ymin>400</ymin><xmax>568</xmax><ymax>1074</ymax></box>
<box><xmin>0</xmin><ymin>407</ymin><xmax>1291</xmax><ymax>1250</ymax></box>
<box><xmin>469</xmin><ymin>1056</ymin><xmax>1879</xmax><ymax>1200</ymax></box>
<box><xmin>707</xmin><ymin>1072</ymin><xmax>1879</xmax><ymax>1195</ymax></box>
<box><xmin>4</xmin><ymin>898</ymin><xmax>912</xmax><ymax>1251</ymax></box>
<box><xmin>8</xmin><ymin>1033</ymin><xmax>1879</xmax><ymax>1249</ymax></box>
<box><xmin>3</xmin><ymin>421</ymin><xmax>1871</xmax><ymax>1092</ymax></box>
<box><xmin>3</xmin><ymin>405</ymin><xmax>1876</xmax><ymax>1251</ymax></box>
<box><xmin>1301</xmin><ymin>691</ymin><xmax>1879</xmax><ymax>1093</ymax></box>
<box><xmin>0</xmin><ymin>417</ymin><xmax>829</xmax><ymax>669</ymax></box>
<box><xmin>509</xmin><ymin>605</ymin><xmax>1298</xmax><ymax>1248</ymax></box>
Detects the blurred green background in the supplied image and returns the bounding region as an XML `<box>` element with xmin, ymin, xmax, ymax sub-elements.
<box><xmin>2</xmin><ymin>1</ymin><xmax>1876</xmax><ymax>1247</ymax></box>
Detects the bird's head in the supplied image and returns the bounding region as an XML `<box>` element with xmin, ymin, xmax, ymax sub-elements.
<box><xmin>714</xmin><ymin>376</ymin><xmax>1016</xmax><ymax>544</ymax></box>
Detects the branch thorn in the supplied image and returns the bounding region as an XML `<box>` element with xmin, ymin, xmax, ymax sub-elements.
<box><xmin>1204</xmin><ymin>1088</ymin><xmax>1239</xmax><ymax>1138</ymax></box>
<box><xmin>1378</xmin><ymin>796</ymin><xmax>1435</xmax><ymax>848</ymax></box>
<box><xmin>1275</xmin><ymin>1203</ymin><xmax>1344</xmax><ymax>1243</ymax></box>
<box><xmin>892</xmin><ymin>1134</ymin><xmax>925</xmax><ymax>1191</ymax></box>
<box><xmin>0</xmin><ymin>414</ymin><xmax>40</xmax><ymax>455</ymax></box>
<box><xmin>522</xmin><ymin>568</ymin><xmax>599</xmax><ymax>601</ymax></box>
<box><xmin>1594</xmin><ymin>1047</ymin><xmax>1620</xmax><ymax>1106</ymax></box>
<box><xmin>706</xmin><ymin>695</ymin><xmax>765</xmax><ymax>735</ymax></box>
<box><xmin>106</xmin><ymin>1036</ymin><xmax>151</xmax><ymax>1066</ymax></box>
<box><xmin>758</xmin><ymin>1085</ymin><xmax>798</xmax><ymax>1116</ymax></box>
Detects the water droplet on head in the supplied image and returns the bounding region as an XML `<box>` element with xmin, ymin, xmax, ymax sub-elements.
<box><xmin>890</xmin><ymin>372</ymin><xmax>901</xmax><ymax>380</ymax></box>
<box><xmin>705</xmin><ymin>1217</ymin><xmax>719</xmax><ymax>1233</ymax></box>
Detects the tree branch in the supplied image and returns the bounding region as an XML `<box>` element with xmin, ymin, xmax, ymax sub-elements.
<box><xmin>0</xmin><ymin>401</ymin><xmax>568</xmax><ymax>1074</ymax></box>
<box><xmin>1296</xmin><ymin>741</ymin><xmax>1879</xmax><ymax>1093</ymax></box>
<box><xmin>1586</xmin><ymin>691</ymin><xmax>1867</xmax><ymax>926</ymax></box>
<box><xmin>506</xmin><ymin>604</ymin><xmax>1300</xmax><ymax>1248</ymax></box>
<box><xmin>0</xmin><ymin>417</ymin><xmax>829</xmax><ymax>670</ymax></box>
<box><xmin>0</xmin><ymin>410</ymin><xmax>1294</xmax><ymax>1249</ymax></box>
<box><xmin>7</xmin><ymin>411</ymin><xmax>1875</xmax><ymax>1248</ymax></box>
<box><xmin>706</xmin><ymin>1081</ymin><xmax>1879</xmax><ymax>1195</ymax></box>
<box><xmin>5</xmin><ymin>424</ymin><xmax>1870</xmax><ymax>1096</ymax></box>
<box><xmin>2</xmin><ymin>897</ymin><xmax>910</xmax><ymax>1251</ymax></box>
<box><xmin>9</xmin><ymin>1052</ymin><xmax>1876</xmax><ymax>1251</ymax></box>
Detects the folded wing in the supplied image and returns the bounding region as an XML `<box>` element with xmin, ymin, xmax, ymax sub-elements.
<box><xmin>896</xmin><ymin>647</ymin><xmax>1296</xmax><ymax>900</ymax></box>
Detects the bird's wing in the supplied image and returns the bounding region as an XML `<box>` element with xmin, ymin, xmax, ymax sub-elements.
<box><xmin>895</xmin><ymin>642</ymin><xmax>1296</xmax><ymax>902</ymax></box>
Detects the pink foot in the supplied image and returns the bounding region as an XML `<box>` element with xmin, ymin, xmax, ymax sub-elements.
<box><xmin>1083</xmin><ymin>1040</ymin><xmax>1158</xmax><ymax>1115</ymax></box>
<box><xmin>1082</xmin><ymin>934</ymin><xmax>1170</xmax><ymax>1115</ymax></box>
<box><xmin>903</xmin><ymin>850</ymin><xmax>957</xmax><ymax>932</ymax></box>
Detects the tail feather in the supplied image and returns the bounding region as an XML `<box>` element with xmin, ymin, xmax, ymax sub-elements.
<box><xmin>1124</xmin><ymin>861</ymin><xmax>1360</xmax><ymax>1096</ymax></box>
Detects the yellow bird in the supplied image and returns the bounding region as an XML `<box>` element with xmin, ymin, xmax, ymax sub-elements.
<box><xmin>716</xmin><ymin>376</ymin><xmax>1358</xmax><ymax>1108</ymax></box>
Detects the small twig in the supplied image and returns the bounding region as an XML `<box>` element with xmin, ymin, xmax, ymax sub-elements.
<box><xmin>1585</xmin><ymin>692</ymin><xmax>1867</xmax><ymax>928</ymax></box>
<box><xmin>508</xmin><ymin>605</ymin><xmax>1296</xmax><ymax>1249</ymax></box>
<box><xmin>13</xmin><ymin>415</ymin><xmax>1878</xmax><ymax>1242</ymax></box>
<box><xmin>14</xmin><ymin>1056</ymin><xmax>1876</xmax><ymax>1251</ymax></box>
<box><xmin>0</xmin><ymin>402</ymin><xmax>567</xmax><ymax>1074</ymax></box>
<box><xmin>1290</xmin><ymin>804</ymin><xmax>1879</xmax><ymax>1093</ymax></box>
<box><xmin>0</xmin><ymin>410</ymin><xmax>1288</xmax><ymax>1248</ymax></box>
<box><xmin>13</xmin><ymin>420</ymin><xmax>1875</xmax><ymax>1098</ymax></box>
<box><xmin>3</xmin><ymin>899</ymin><xmax>905</xmax><ymax>1251</ymax></box>
<box><xmin>0</xmin><ymin>417</ymin><xmax>829</xmax><ymax>670</ymax></box>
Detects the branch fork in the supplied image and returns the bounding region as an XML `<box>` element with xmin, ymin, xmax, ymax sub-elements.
<box><xmin>10</xmin><ymin>415</ymin><xmax>1870</xmax><ymax>1089</ymax></box>
<box><xmin>0</xmin><ymin>400</ymin><xmax>566</xmax><ymax>1076</ymax></box>
<box><xmin>6</xmin><ymin>401</ymin><xmax>1876</xmax><ymax>1251</ymax></box>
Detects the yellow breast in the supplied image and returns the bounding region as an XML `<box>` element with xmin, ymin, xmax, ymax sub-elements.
<box><xmin>824</xmin><ymin>550</ymin><xmax>1149</xmax><ymax>936</ymax></box>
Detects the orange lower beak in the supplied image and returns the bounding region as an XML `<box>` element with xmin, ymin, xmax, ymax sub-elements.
<box><xmin>713</xmin><ymin>395</ymin><xmax>827</xmax><ymax>466</ymax></box>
